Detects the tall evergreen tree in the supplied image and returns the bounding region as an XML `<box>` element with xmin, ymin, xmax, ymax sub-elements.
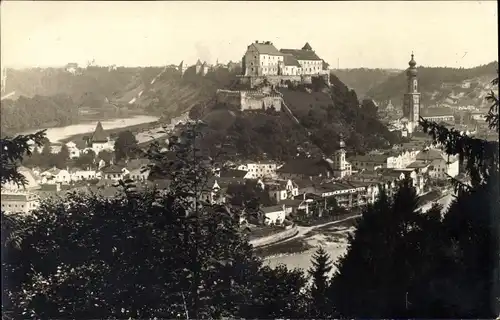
<box><xmin>419</xmin><ymin>74</ymin><xmax>499</xmax><ymax>317</ymax></box>
<box><xmin>308</xmin><ymin>246</ymin><xmax>334</xmax><ymax>318</ymax></box>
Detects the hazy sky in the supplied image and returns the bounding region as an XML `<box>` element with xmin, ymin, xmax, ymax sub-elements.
<box><xmin>1</xmin><ymin>1</ymin><xmax>498</xmax><ymax>69</ymax></box>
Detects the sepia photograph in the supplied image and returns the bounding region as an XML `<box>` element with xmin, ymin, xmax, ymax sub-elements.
<box><xmin>1</xmin><ymin>1</ymin><xmax>499</xmax><ymax>318</ymax></box>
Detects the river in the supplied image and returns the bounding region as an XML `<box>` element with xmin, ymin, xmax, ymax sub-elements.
<box><xmin>23</xmin><ymin>115</ymin><xmax>159</xmax><ymax>143</ymax></box>
<box><xmin>264</xmin><ymin>192</ymin><xmax>456</xmax><ymax>277</ymax></box>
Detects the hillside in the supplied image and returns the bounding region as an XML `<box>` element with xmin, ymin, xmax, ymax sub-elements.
<box><xmin>366</xmin><ymin>61</ymin><xmax>498</xmax><ymax>109</ymax></box>
<box><xmin>195</xmin><ymin>75</ymin><xmax>399</xmax><ymax>161</ymax></box>
<box><xmin>332</xmin><ymin>68</ymin><xmax>401</xmax><ymax>98</ymax></box>
<box><xmin>1</xmin><ymin>65</ymin><xmax>242</xmax><ymax>134</ymax></box>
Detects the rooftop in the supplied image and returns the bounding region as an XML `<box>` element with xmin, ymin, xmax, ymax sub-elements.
<box><xmin>250</xmin><ymin>42</ymin><xmax>283</xmax><ymax>56</ymax></box>
<box><xmin>91</xmin><ymin>121</ymin><xmax>108</xmax><ymax>143</ymax></box>
<box><xmin>283</xmin><ymin>54</ymin><xmax>301</xmax><ymax>67</ymax></box>
<box><xmin>280</xmin><ymin>48</ymin><xmax>322</xmax><ymax>61</ymax></box>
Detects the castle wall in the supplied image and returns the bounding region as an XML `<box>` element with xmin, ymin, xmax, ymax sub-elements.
<box><xmin>216</xmin><ymin>89</ymin><xmax>242</xmax><ymax>109</ymax></box>
<box><xmin>241</xmin><ymin>91</ymin><xmax>282</xmax><ymax>112</ymax></box>
<box><xmin>216</xmin><ymin>89</ymin><xmax>283</xmax><ymax>112</ymax></box>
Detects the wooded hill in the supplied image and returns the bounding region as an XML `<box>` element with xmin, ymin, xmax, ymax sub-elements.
<box><xmin>365</xmin><ymin>61</ymin><xmax>498</xmax><ymax>107</ymax></box>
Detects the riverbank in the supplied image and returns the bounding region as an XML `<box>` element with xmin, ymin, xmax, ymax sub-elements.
<box><xmin>22</xmin><ymin>115</ymin><xmax>160</xmax><ymax>143</ymax></box>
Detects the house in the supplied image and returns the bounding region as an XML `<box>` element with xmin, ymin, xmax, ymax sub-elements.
<box><xmin>282</xmin><ymin>54</ymin><xmax>301</xmax><ymax>76</ymax></box>
<box><xmin>216</xmin><ymin>168</ymin><xmax>251</xmax><ymax>179</ymax></box>
<box><xmin>65</xmin><ymin>63</ymin><xmax>79</xmax><ymax>74</ymax></box>
<box><xmin>41</xmin><ymin>167</ymin><xmax>72</xmax><ymax>184</ymax></box>
<box><xmin>178</xmin><ymin>60</ymin><xmax>189</xmax><ymax>75</ymax></box>
<box><xmin>276</xmin><ymin>158</ymin><xmax>332</xmax><ymax>180</ymax></box>
<box><xmin>125</xmin><ymin>159</ymin><xmax>152</xmax><ymax>181</ymax></box>
<box><xmin>65</xmin><ymin>140</ymin><xmax>87</xmax><ymax>159</ymax></box>
<box><xmin>201</xmin><ymin>62</ymin><xmax>210</xmax><ymax>76</ymax></box>
<box><xmin>237</xmin><ymin>161</ymin><xmax>277</xmax><ymax>179</ymax></box>
<box><xmin>415</xmin><ymin>148</ymin><xmax>459</xmax><ymax>179</ymax></box>
<box><xmin>261</xmin><ymin>204</ymin><xmax>286</xmax><ymax>225</ymax></box>
<box><xmin>101</xmin><ymin>165</ymin><xmax>126</xmax><ymax>180</ymax></box>
<box><xmin>243</xmin><ymin>41</ymin><xmax>284</xmax><ymax>77</ymax></box>
<box><xmin>348</xmin><ymin>154</ymin><xmax>389</xmax><ymax>171</ymax></box>
<box><xmin>1</xmin><ymin>191</ymin><xmax>40</xmax><ymax>214</ymax></box>
<box><xmin>1</xmin><ymin>167</ymin><xmax>40</xmax><ymax>191</ymax></box>
<box><xmin>227</xmin><ymin>61</ymin><xmax>241</xmax><ymax>73</ymax></box>
<box><xmin>266</xmin><ymin>179</ymin><xmax>300</xmax><ymax>202</ymax></box>
<box><xmin>71</xmin><ymin>169</ymin><xmax>97</xmax><ymax>181</ymax></box>
<box><xmin>280</xmin><ymin>42</ymin><xmax>324</xmax><ymax>76</ymax></box>
<box><xmin>421</xmin><ymin>107</ymin><xmax>455</xmax><ymax>123</ymax></box>
<box><xmin>88</xmin><ymin>121</ymin><xmax>114</xmax><ymax>154</ymax></box>
<box><xmin>195</xmin><ymin>59</ymin><xmax>204</xmax><ymax>75</ymax></box>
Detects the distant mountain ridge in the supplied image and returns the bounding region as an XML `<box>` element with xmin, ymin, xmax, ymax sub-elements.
<box><xmin>332</xmin><ymin>68</ymin><xmax>402</xmax><ymax>98</ymax></box>
<box><xmin>365</xmin><ymin>61</ymin><xmax>498</xmax><ymax>110</ymax></box>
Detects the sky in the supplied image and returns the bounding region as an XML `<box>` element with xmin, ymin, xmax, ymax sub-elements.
<box><xmin>1</xmin><ymin>1</ymin><xmax>498</xmax><ymax>69</ymax></box>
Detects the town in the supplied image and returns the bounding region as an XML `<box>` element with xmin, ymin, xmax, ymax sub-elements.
<box><xmin>2</xmin><ymin>46</ymin><xmax>462</xmax><ymax>231</ymax></box>
<box><xmin>1</xmin><ymin>1</ymin><xmax>498</xmax><ymax>319</ymax></box>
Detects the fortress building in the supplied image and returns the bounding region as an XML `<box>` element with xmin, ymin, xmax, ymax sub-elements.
<box><xmin>240</xmin><ymin>41</ymin><xmax>330</xmax><ymax>88</ymax></box>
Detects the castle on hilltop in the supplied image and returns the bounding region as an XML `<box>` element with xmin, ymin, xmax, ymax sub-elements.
<box><xmin>239</xmin><ymin>41</ymin><xmax>330</xmax><ymax>88</ymax></box>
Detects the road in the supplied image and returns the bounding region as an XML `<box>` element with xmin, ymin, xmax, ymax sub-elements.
<box><xmin>419</xmin><ymin>191</ymin><xmax>455</xmax><ymax>213</ymax></box>
<box><xmin>259</xmin><ymin>191</ymin><xmax>454</xmax><ymax>248</ymax></box>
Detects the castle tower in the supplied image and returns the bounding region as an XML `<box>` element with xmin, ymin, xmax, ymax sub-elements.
<box><xmin>402</xmin><ymin>52</ymin><xmax>421</xmax><ymax>134</ymax></box>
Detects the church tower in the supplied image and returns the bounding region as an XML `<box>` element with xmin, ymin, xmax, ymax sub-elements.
<box><xmin>402</xmin><ymin>53</ymin><xmax>421</xmax><ymax>134</ymax></box>
<box><xmin>331</xmin><ymin>135</ymin><xmax>352</xmax><ymax>178</ymax></box>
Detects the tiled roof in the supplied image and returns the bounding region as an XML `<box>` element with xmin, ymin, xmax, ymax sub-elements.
<box><xmin>276</xmin><ymin>158</ymin><xmax>331</xmax><ymax>176</ymax></box>
<box><xmin>44</xmin><ymin>167</ymin><xmax>61</xmax><ymax>176</ymax></box>
<box><xmin>407</xmin><ymin>161</ymin><xmax>430</xmax><ymax>169</ymax></box>
<box><xmin>283</xmin><ymin>54</ymin><xmax>301</xmax><ymax>67</ymax></box>
<box><xmin>280</xmin><ymin>48</ymin><xmax>322</xmax><ymax>61</ymax></box>
<box><xmin>322</xmin><ymin>60</ymin><xmax>330</xmax><ymax>70</ymax></box>
<box><xmin>101</xmin><ymin>165</ymin><xmax>123</xmax><ymax>174</ymax></box>
<box><xmin>302</xmin><ymin>42</ymin><xmax>313</xmax><ymax>50</ymax></box>
<box><xmin>348</xmin><ymin>154</ymin><xmax>389</xmax><ymax>163</ymax></box>
<box><xmin>219</xmin><ymin>169</ymin><xmax>248</xmax><ymax>178</ymax></box>
<box><xmin>126</xmin><ymin>158</ymin><xmax>151</xmax><ymax>171</ymax></box>
<box><xmin>421</xmin><ymin>107</ymin><xmax>455</xmax><ymax>118</ymax></box>
<box><xmin>416</xmin><ymin>149</ymin><xmax>445</xmax><ymax>161</ymax></box>
<box><xmin>250</xmin><ymin>42</ymin><xmax>283</xmax><ymax>56</ymax></box>
<box><xmin>261</xmin><ymin>205</ymin><xmax>284</xmax><ymax>214</ymax></box>
<box><xmin>1</xmin><ymin>193</ymin><xmax>29</xmax><ymax>201</ymax></box>
<box><xmin>91</xmin><ymin>122</ymin><xmax>108</xmax><ymax>143</ymax></box>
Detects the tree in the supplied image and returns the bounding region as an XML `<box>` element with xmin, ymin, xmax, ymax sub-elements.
<box><xmin>75</xmin><ymin>149</ymin><xmax>96</xmax><ymax>169</ymax></box>
<box><xmin>114</xmin><ymin>130</ymin><xmax>138</xmax><ymax>162</ymax></box>
<box><xmin>2</xmin><ymin>122</ymin><xmax>309</xmax><ymax>319</ymax></box>
<box><xmin>1</xmin><ymin>130</ymin><xmax>46</xmax><ymax>320</ymax></box>
<box><xmin>52</xmin><ymin>144</ymin><xmax>70</xmax><ymax>169</ymax></box>
<box><xmin>97</xmin><ymin>150</ymin><xmax>113</xmax><ymax>164</ymax></box>
<box><xmin>328</xmin><ymin>180</ymin><xmax>431</xmax><ymax>318</ymax></box>
<box><xmin>308</xmin><ymin>246</ymin><xmax>334</xmax><ymax>318</ymax></box>
<box><xmin>418</xmin><ymin>74</ymin><xmax>499</xmax><ymax>317</ymax></box>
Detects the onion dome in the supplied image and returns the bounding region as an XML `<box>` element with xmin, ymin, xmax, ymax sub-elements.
<box><xmin>407</xmin><ymin>52</ymin><xmax>417</xmax><ymax>76</ymax></box>
<box><xmin>339</xmin><ymin>135</ymin><xmax>346</xmax><ymax>149</ymax></box>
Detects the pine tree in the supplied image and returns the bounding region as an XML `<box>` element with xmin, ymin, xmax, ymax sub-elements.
<box><xmin>308</xmin><ymin>246</ymin><xmax>334</xmax><ymax>318</ymax></box>
<box><xmin>419</xmin><ymin>74</ymin><xmax>499</xmax><ymax>317</ymax></box>
<box><xmin>328</xmin><ymin>179</ymin><xmax>428</xmax><ymax>318</ymax></box>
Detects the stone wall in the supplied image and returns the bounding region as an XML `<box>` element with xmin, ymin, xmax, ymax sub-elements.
<box><xmin>216</xmin><ymin>89</ymin><xmax>283</xmax><ymax>112</ymax></box>
<box><xmin>241</xmin><ymin>91</ymin><xmax>282</xmax><ymax>112</ymax></box>
<box><xmin>216</xmin><ymin>89</ymin><xmax>241</xmax><ymax>109</ymax></box>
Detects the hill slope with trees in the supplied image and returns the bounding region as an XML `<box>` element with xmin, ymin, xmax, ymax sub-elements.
<box><xmin>191</xmin><ymin>74</ymin><xmax>399</xmax><ymax>161</ymax></box>
<box><xmin>366</xmin><ymin>61</ymin><xmax>498</xmax><ymax>107</ymax></box>
<box><xmin>332</xmin><ymin>68</ymin><xmax>401</xmax><ymax>98</ymax></box>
